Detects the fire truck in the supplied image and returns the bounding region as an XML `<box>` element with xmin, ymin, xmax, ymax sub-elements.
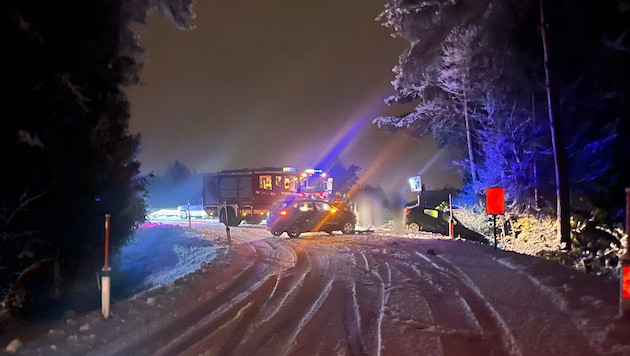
<box><xmin>202</xmin><ymin>167</ymin><xmax>332</xmax><ymax>226</ymax></box>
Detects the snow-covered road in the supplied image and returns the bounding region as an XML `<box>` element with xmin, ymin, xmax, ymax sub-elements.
<box><xmin>5</xmin><ymin>221</ymin><xmax>630</xmax><ymax>355</ymax></box>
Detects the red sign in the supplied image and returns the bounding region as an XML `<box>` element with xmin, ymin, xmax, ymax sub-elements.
<box><xmin>486</xmin><ymin>187</ymin><xmax>505</xmax><ymax>215</ymax></box>
<box><xmin>623</xmin><ymin>266</ymin><xmax>630</xmax><ymax>299</ymax></box>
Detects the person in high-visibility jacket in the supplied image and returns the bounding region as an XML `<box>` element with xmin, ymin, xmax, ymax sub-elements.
<box><xmin>332</xmin><ymin>192</ymin><xmax>344</xmax><ymax>206</ymax></box>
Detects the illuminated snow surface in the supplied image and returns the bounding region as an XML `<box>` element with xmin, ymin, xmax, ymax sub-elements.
<box><xmin>112</xmin><ymin>220</ymin><xmax>218</xmax><ymax>296</ymax></box>
<box><xmin>3</xmin><ymin>214</ymin><xmax>630</xmax><ymax>355</ymax></box>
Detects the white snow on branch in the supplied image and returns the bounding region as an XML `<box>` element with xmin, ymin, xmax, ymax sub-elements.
<box><xmin>59</xmin><ymin>74</ymin><xmax>91</xmax><ymax>109</ymax></box>
<box><xmin>17</xmin><ymin>131</ymin><xmax>43</xmax><ymax>148</ymax></box>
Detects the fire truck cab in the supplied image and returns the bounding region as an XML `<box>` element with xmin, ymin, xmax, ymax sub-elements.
<box><xmin>294</xmin><ymin>168</ymin><xmax>334</xmax><ymax>202</ymax></box>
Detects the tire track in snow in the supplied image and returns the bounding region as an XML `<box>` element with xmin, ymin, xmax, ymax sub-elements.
<box><xmin>409</xmin><ymin>251</ymin><xmax>484</xmax><ymax>335</ymax></box>
<box><xmin>230</xmin><ymin>243</ymin><xmax>313</xmax><ymax>353</ymax></box>
<box><xmin>284</xmin><ymin>278</ymin><xmax>334</xmax><ymax>354</ymax></box>
<box><xmin>228</xmin><ymin>246</ymin><xmax>328</xmax><ymax>355</ymax></box>
<box><xmin>287</xmin><ymin>278</ymin><xmax>365</xmax><ymax>356</ymax></box>
<box><xmin>161</xmin><ymin>239</ymin><xmax>307</xmax><ymax>355</ymax></box>
<box><xmin>350</xmin><ymin>281</ymin><xmax>362</xmax><ymax>341</ymax></box>
<box><xmin>360</xmin><ymin>251</ymin><xmax>369</xmax><ymax>269</ymax></box>
<box><xmin>348</xmin><ymin>251</ymin><xmax>369</xmax><ymax>332</ymax></box>
<box><xmin>99</xmin><ymin>239</ymin><xmax>286</xmax><ymax>356</ymax></box>
<box><xmin>370</xmin><ymin>261</ymin><xmax>392</xmax><ymax>356</ymax></box>
<box><xmin>90</xmin><ymin>236</ymin><xmax>262</xmax><ymax>355</ymax></box>
<box><xmin>368</xmin><ymin>249</ymin><xmax>444</xmax><ymax>355</ymax></box>
<box><xmin>347</xmin><ymin>280</ymin><xmax>366</xmax><ymax>355</ymax></box>
<box><xmin>430</xmin><ymin>253</ymin><xmax>522</xmax><ymax>356</ymax></box>
<box><xmin>259</xmin><ymin>264</ymin><xmax>311</xmax><ymax>324</ymax></box>
<box><xmin>154</xmin><ymin>265</ymin><xmax>284</xmax><ymax>354</ymax></box>
<box><xmin>381</xmin><ymin>250</ymin><xmax>497</xmax><ymax>355</ymax></box>
<box><xmin>494</xmin><ymin>257</ymin><xmax>604</xmax><ymax>355</ymax></box>
<box><xmin>340</xmin><ymin>249</ymin><xmax>380</xmax><ymax>355</ymax></box>
<box><xmin>347</xmin><ymin>249</ymin><xmax>395</xmax><ymax>355</ymax></box>
<box><xmin>357</xmin><ymin>246</ymin><xmax>503</xmax><ymax>355</ymax></box>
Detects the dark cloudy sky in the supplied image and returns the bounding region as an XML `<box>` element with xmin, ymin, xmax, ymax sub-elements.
<box><xmin>126</xmin><ymin>0</ymin><xmax>462</xmax><ymax>195</ymax></box>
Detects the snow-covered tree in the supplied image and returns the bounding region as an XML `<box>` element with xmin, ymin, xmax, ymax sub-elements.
<box><xmin>375</xmin><ymin>2</ymin><xmax>534</xmax><ymax>195</ymax></box>
<box><xmin>375</xmin><ymin>0</ymin><xmax>630</xmax><ymax>249</ymax></box>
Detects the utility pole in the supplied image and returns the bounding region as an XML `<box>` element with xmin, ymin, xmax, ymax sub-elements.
<box><xmin>539</xmin><ymin>0</ymin><xmax>572</xmax><ymax>249</ymax></box>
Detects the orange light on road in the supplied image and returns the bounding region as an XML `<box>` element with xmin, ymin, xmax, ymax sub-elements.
<box><xmin>280</xmin><ymin>210</ymin><xmax>288</xmax><ymax>216</ymax></box>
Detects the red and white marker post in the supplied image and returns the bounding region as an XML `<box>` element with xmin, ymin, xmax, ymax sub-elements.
<box><xmin>187</xmin><ymin>201</ymin><xmax>192</xmax><ymax>228</ymax></box>
<box><xmin>449</xmin><ymin>193</ymin><xmax>454</xmax><ymax>238</ymax></box>
<box><xmin>102</xmin><ymin>214</ymin><xmax>111</xmax><ymax>319</ymax></box>
<box><xmin>620</xmin><ymin>188</ymin><xmax>630</xmax><ymax>318</ymax></box>
<box><xmin>486</xmin><ymin>187</ymin><xmax>505</xmax><ymax>250</ymax></box>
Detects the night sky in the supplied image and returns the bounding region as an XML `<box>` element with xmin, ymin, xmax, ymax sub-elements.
<box><xmin>126</xmin><ymin>0</ymin><xmax>462</xmax><ymax>195</ymax></box>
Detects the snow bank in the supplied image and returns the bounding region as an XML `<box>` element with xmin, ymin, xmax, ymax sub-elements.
<box><xmin>110</xmin><ymin>225</ymin><xmax>217</xmax><ymax>298</ymax></box>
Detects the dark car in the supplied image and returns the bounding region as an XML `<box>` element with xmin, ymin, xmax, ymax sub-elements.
<box><xmin>404</xmin><ymin>205</ymin><xmax>489</xmax><ymax>243</ymax></box>
<box><xmin>267</xmin><ymin>197</ymin><xmax>356</xmax><ymax>238</ymax></box>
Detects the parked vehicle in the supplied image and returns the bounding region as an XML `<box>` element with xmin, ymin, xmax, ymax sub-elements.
<box><xmin>266</xmin><ymin>197</ymin><xmax>356</xmax><ymax>238</ymax></box>
<box><xmin>404</xmin><ymin>205</ymin><xmax>489</xmax><ymax>243</ymax></box>
<box><xmin>177</xmin><ymin>199</ymin><xmax>210</xmax><ymax>219</ymax></box>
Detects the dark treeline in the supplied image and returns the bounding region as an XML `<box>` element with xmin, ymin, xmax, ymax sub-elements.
<box><xmin>1</xmin><ymin>0</ymin><xmax>194</xmax><ymax>319</ymax></box>
<box><xmin>146</xmin><ymin>158</ymin><xmax>363</xmax><ymax>211</ymax></box>
<box><xmin>147</xmin><ymin>160</ymin><xmax>204</xmax><ymax>209</ymax></box>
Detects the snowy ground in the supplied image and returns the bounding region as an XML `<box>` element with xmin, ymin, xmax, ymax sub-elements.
<box><xmin>110</xmin><ymin>221</ymin><xmax>219</xmax><ymax>299</ymax></box>
<box><xmin>110</xmin><ymin>211</ymin><xmax>269</xmax><ymax>301</ymax></box>
<box><xmin>3</xmin><ymin>215</ymin><xmax>630</xmax><ymax>355</ymax></box>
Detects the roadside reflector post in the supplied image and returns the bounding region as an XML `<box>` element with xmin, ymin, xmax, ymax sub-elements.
<box><xmin>620</xmin><ymin>188</ymin><xmax>630</xmax><ymax>318</ymax></box>
<box><xmin>187</xmin><ymin>200</ymin><xmax>192</xmax><ymax>228</ymax></box>
<box><xmin>102</xmin><ymin>214</ymin><xmax>112</xmax><ymax>319</ymax></box>
<box><xmin>224</xmin><ymin>201</ymin><xmax>231</xmax><ymax>244</ymax></box>
<box><xmin>449</xmin><ymin>193</ymin><xmax>454</xmax><ymax>238</ymax></box>
<box><xmin>486</xmin><ymin>188</ymin><xmax>505</xmax><ymax>250</ymax></box>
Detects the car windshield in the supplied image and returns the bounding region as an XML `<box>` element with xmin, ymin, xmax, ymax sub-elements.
<box><xmin>295</xmin><ymin>201</ymin><xmax>314</xmax><ymax>212</ymax></box>
<box><xmin>315</xmin><ymin>201</ymin><xmax>333</xmax><ymax>212</ymax></box>
<box><xmin>272</xmin><ymin>199</ymin><xmax>293</xmax><ymax>211</ymax></box>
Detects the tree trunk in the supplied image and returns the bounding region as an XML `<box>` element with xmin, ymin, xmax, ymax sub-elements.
<box><xmin>532</xmin><ymin>95</ymin><xmax>541</xmax><ymax>209</ymax></box>
<box><xmin>462</xmin><ymin>91</ymin><xmax>478</xmax><ymax>187</ymax></box>
<box><xmin>539</xmin><ymin>0</ymin><xmax>572</xmax><ymax>249</ymax></box>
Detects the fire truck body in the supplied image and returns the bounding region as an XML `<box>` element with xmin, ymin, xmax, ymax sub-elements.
<box><xmin>202</xmin><ymin>167</ymin><xmax>299</xmax><ymax>226</ymax></box>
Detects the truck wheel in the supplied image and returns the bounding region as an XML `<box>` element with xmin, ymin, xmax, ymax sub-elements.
<box><xmin>220</xmin><ymin>207</ymin><xmax>239</xmax><ymax>226</ymax></box>
<box><xmin>271</xmin><ymin>230</ymin><xmax>283</xmax><ymax>237</ymax></box>
<box><xmin>408</xmin><ymin>222</ymin><xmax>421</xmax><ymax>232</ymax></box>
<box><xmin>227</xmin><ymin>211</ymin><xmax>240</xmax><ymax>226</ymax></box>
<box><xmin>179</xmin><ymin>211</ymin><xmax>188</xmax><ymax>220</ymax></box>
